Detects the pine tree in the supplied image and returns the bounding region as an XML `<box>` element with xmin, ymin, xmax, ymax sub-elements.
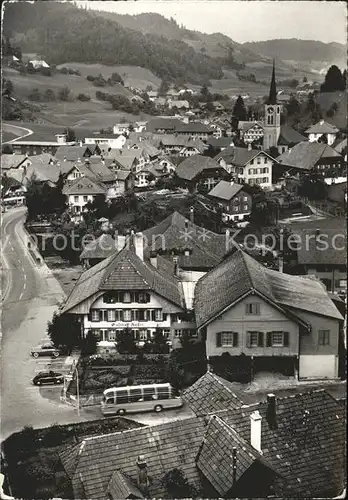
<box><xmin>320</xmin><ymin>65</ymin><xmax>345</xmax><ymax>92</ymax></box>
<box><xmin>231</xmin><ymin>95</ymin><xmax>247</xmax><ymax>130</ymax></box>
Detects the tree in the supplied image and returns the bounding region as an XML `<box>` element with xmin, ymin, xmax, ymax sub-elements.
<box><xmin>116</xmin><ymin>328</ymin><xmax>137</xmax><ymax>354</ymax></box>
<box><xmin>77</xmin><ymin>93</ymin><xmax>90</xmax><ymax>101</ymax></box>
<box><xmin>152</xmin><ymin>328</ymin><xmax>168</xmax><ymax>354</ymax></box>
<box><xmin>111</xmin><ymin>72</ymin><xmax>124</xmax><ymax>85</ymax></box>
<box><xmin>58</xmin><ymin>86</ymin><xmax>70</xmax><ymax>101</ymax></box>
<box><xmin>231</xmin><ymin>95</ymin><xmax>247</xmax><ymax>130</ymax></box>
<box><xmin>44</xmin><ymin>88</ymin><xmax>56</xmax><ymax>101</ymax></box>
<box><xmin>28</xmin><ymin>88</ymin><xmax>41</xmax><ymax>101</ymax></box>
<box><xmin>286</xmin><ymin>96</ymin><xmax>301</xmax><ymax>116</ymax></box>
<box><xmin>47</xmin><ymin>311</ymin><xmax>81</xmax><ymax>354</ymax></box>
<box><xmin>303</xmin><ymin>76</ymin><xmax>308</xmax><ymax>83</ymax></box>
<box><xmin>3</xmin><ymin>79</ymin><xmax>14</xmax><ymax>96</ymax></box>
<box><xmin>158</xmin><ymin>79</ymin><xmax>170</xmax><ymax>96</ymax></box>
<box><xmin>82</xmin><ymin>330</ymin><xmax>98</xmax><ymax>355</ymax></box>
<box><xmin>163</xmin><ymin>468</ymin><xmax>199</xmax><ymax>498</ymax></box>
<box><xmin>320</xmin><ymin>65</ymin><xmax>345</xmax><ymax>92</ymax></box>
<box><xmin>298</xmin><ymin>172</ymin><xmax>328</xmax><ymax>200</ymax></box>
<box><xmin>64</xmin><ymin>127</ymin><xmax>76</xmax><ymax>142</ymax></box>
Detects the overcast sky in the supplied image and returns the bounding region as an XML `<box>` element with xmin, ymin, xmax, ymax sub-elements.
<box><xmin>78</xmin><ymin>1</ymin><xmax>347</xmax><ymax>44</ymax></box>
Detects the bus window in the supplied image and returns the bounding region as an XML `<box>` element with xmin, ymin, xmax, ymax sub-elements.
<box><xmin>116</xmin><ymin>390</ymin><xmax>128</xmax><ymax>404</ymax></box>
<box><xmin>129</xmin><ymin>388</ymin><xmax>143</xmax><ymax>402</ymax></box>
<box><xmin>143</xmin><ymin>387</ymin><xmax>156</xmax><ymax>401</ymax></box>
<box><xmin>157</xmin><ymin>387</ymin><xmax>170</xmax><ymax>400</ymax></box>
<box><xmin>105</xmin><ymin>395</ymin><xmax>115</xmax><ymax>404</ymax></box>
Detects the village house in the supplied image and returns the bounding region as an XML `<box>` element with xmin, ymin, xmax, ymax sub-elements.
<box><xmin>238</xmin><ymin>120</ymin><xmax>264</xmax><ymax>144</ymax></box>
<box><xmin>175</xmin><ymin>122</ymin><xmax>213</xmax><ymax>141</ymax></box>
<box><xmin>305</xmin><ymin>119</ymin><xmax>339</xmax><ymax>145</ymax></box>
<box><xmin>62</xmin><ymin>176</ymin><xmax>106</xmax><ymax>217</ymax></box>
<box><xmin>215</xmin><ymin>146</ymin><xmax>274</xmax><ymax>189</ymax></box>
<box><xmin>7</xmin><ymin>132</ymin><xmax>76</xmax><ymax>156</ymax></box>
<box><xmin>84</xmin><ymin>134</ymin><xmax>127</xmax><ymax>152</ymax></box>
<box><xmin>59</xmin><ymin>379</ymin><xmax>345</xmax><ymax>499</ymax></box>
<box><xmin>61</xmin><ymin>234</ymin><xmax>192</xmax><ymax>347</ymax></box>
<box><xmin>275</xmin><ymin>141</ymin><xmax>345</xmax><ymax>180</ymax></box>
<box><xmin>175</xmin><ymin>155</ymin><xmax>230</xmax><ymax>192</ymax></box>
<box><xmin>135</xmin><ymin>157</ymin><xmax>176</xmax><ymax>187</ymax></box>
<box><xmin>276</xmin><ymin>125</ymin><xmax>307</xmax><ymax>154</ymax></box>
<box><xmin>146</xmin><ymin>118</ymin><xmax>184</xmax><ymax>134</ymax></box>
<box><xmin>159</xmin><ymin>135</ymin><xmax>205</xmax><ymax>157</ymax></box>
<box><xmin>208</xmin><ymin>180</ymin><xmax>252</xmax><ymax>222</ymax></box>
<box><xmin>1</xmin><ymin>154</ymin><xmax>32</xmax><ymax>172</ymax></box>
<box><xmin>55</xmin><ymin>144</ymin><xmax>96</xmax><ymax>163</ymax></box>
<box><xmin>288</xmin><ymin>219</ymin><xmax>347</xmax><ymax>296</ymax></box>
<box><xmin>194</xmin><ymin>247</ymin><xmax>344</xmax><ymax>380</ymax></box>
<box><xmin>106</xmin><ymin>169</ymin><xmax>135</xmax><ymax>197</ymax></box>
<box><xmin>167</xmin><ymin>99</ymin><xmax>190</xmax><ymax>110</ymax></box>
<box><xmin>113</xmin><ymin>123</ymin><xmax>131</xmax><ymax>135</ymax></box>
<box><xmin>206</xmin><ymin>136</ymin><xmax>234</xmax><ymax>153</ymax></box>
<box><xmin>80</xmin><ymin>233</ymin><xmax>123</xmax><ymax>269</ymax></box>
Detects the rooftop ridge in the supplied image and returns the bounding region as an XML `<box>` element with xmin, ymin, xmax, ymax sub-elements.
<box><xmin>210</xmin><ymin>373</ymin><xmax>244</xmax><ymax>405</ymax></box>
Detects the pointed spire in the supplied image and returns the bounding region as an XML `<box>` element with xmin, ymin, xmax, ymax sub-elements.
<box><xmin>267</xmin><ymin>59</ymin><xmax>277</xmax><ymax>105</ymax></box>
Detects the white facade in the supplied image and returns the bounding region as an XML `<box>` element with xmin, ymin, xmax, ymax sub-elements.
<box><xmin>299</xmin><ymin>355</ymin><xmax>338</xmax><ymax>379</ymax></box>
<box><xmin>85</xmin><ymin>136</ymin><xmax>127</xmax><ymax>150</ymax></box>
<box><xmin>243</xmin><ymin>124</ymin><xmax>264</xmax><ymax>144</ymax></box>
<box><xmin>244</xmin><ymin>153</ymin><xmax>272</xmax><ymax>188</ymax></box>
<box><xmin>67</xmin><ymin>194</ymin><xmax>95</xmax><ymax>213</ymax></box>
<box><xmin>113</xmin><ymin>124</ymin><xmax>130</xmax><ymax>135</ymax></box>
<box><xmin>308</xmin><ymin>132</ymin><xmax>336</xmax><ymax>146</ymax></box>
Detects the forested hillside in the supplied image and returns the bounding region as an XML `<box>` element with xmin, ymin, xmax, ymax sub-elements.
<box><xmin>3</xmin><ymin>2</ymin><xmax>224</xmax><ymax>84</ymax></box>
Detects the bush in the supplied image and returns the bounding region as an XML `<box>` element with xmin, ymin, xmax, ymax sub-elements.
<box><xmin>58</xmin><ymin>86</ymin><xmax>71</xmax><ymax>101</ymax></box>
<box><xmin>81</xmin><ymin>330</ymin><xmax>98</xmax><ymax>355</ymax></box>
<box><xmin>77</xmin><ymin>93</ymin><xmax>91</xmax><ymax>101</ymax></box>
<box><xmin>86</xmin><ymin>74</ymin><xmax>95</xmax><ymax>81</ymax></box>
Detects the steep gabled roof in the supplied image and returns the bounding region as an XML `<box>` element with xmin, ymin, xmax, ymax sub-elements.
<box><xmin>1</xmin><ymin>154</ymin><xmax>29</xmax><ymax>170</ymax></box>
<box><xmin>208</xmin><ymin>180</ymin><xmax>244</xmax><ymax>201</ymax></box>
<box><xmin>80</xmin><ymin>234</ymin><xmax>118</xmax><ymax>260</ymax></box>
<box><xmin>175</xmin><ymin>122</ymin><xmax>212</xmax><ymax>134</ymax></box>
<box><xmin>216</xmin><ymin>390</ymin><xmax>346</xmax><ymax>498</ymax></box>
<box><xmin>62</xmin><ymin>244</ymin><xmax>184</xmax><ymax>314</ymax></box>
<box><xmin>176</xmin><ymin>155</ymin><xmax>223</xmax><ymax>181</ymax></box>
<box><xmin>55</xmin><ymin>145</ymin><xmax>92</xmax><ymax>161</ymax></box>
<box><xmin>107</xmin><ymin>470</ymin><xmax>144</xmax><ymax>499</ymax></box>
<box><xmin>146</xmin><ymin>118</ymin><xmax>183</xmax><ymax>132</ymax></box>
<box><xmin>305</xmin><ymin>120</ymin><xmax>339</xmax><ymax>134</ymax></box>
<box><xmin>276</xmin><ymin>142</ymin><xmax>342</xmax><ymax>170</ymax></box>
<box><xmin>183</xmin><ymin>371</ymin><xmax>243</xmax><ymax>416</ymax></box>
<box><xmin>194</xmin><ymin>248</ymin><xmax>343</xmax><ymax>328</ymax></box>
<box><xmin>215</xmin><ymin>146</ymin><xmax>273</xmax><ymax>167</ymax></box>
<box><xmin>62</xmin><ymin>176</ymin><xmax>106</xmax><ymax>196</ymax></box>
<box><xmin>278</xmin><ymin>125</ymin><xmax>307</xmax><ymax>146</ymax></box>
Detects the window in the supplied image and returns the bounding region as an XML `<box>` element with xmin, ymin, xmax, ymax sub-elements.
<box><xmin>244</xmin><ymin>205</ymin><xmax>248</xmax><ymax>211</ymax></box>
<box><xmin>157</xmin><ymin>387</ymin><xmax>170</xmax><ymax>400</ymax></box>
<box><xmin>123</xmin><ymin>310</ymin><xmax>131</xmax><ymax>322</ymax></box>
<box><xmin>250</xmin><ymin>159</ymin><xmax>254</xmax><ymax>165</ymax></box>
<box><xmin>257</xmin><ymin>157</ymin><xmax>261</xmax><ymax>165</ymax></box>
<box><xmin>233</xmin><ymin>206</ymin><xmax>239</xmax><ymax>212</ymax></box>
<box><xmin>154</xmin><ymin>309</ymin><xmax>163</xmax><ymax>321</ymax></box>
<box><xmin>262</xmin><ymin>177</ymin><xmax>268</xmax><ymax>183</ymax></box>
<box><xmin>107</xmin><ymin>310</ymin><xmax>116</xmax><ymax>322</ymax></box>
<box><xmin>266</xmin><ymin>331</ymin><xmax>289</xmax><ymax>347</ymax></box>
<box><xmin>138</xmin><ymin>292</ymin><xmax>150</xmax><ymax>303</ymax></box>
<box><xmin>245</xmin><ymin>303</ymin><xmax>260</xmax><ymax>315</ymax></box>
<box><xmin>318</xmin><ymin>330</ymin><xmax>330</xmax><ymax>346</ymax></box>
<box><xmin>105</xmin><ymin>395</ymin><xmax>115</xmax><ymax>404</ymax></box>
<box><xmin>139</xmin><ymin>329</ymin><xmax>147</xmax><ymax>341</ymax></box>
<box><xmin>74</xmin><ymin>196</ymin><xmax>79</xmax><ymax>202</ymax></box>
<box><xmin>174</xmin><ymin>329</ymin><xmax>182</xmax><ymax>338</ymax></box>
<box><xmin>264</xmin><ymin>157</ymin><xmax>267</xmax><ymax>164</ymax></box>
<box><xmin>219</xmin><ymin>332</ymin><xmax>238</xmax><ymax>347</ymax></box>
<box><xmin>249</xmin><ymin>331</ymin><xmax>261</xmax><ymax>347</ymax></box>
<box><xmin>143</xmin><ymin>387</ymin><xmax>156</xmax><ymax>401</ymax></box>
<box><xmin>248</xmin><ymin>169</ymin><xmax>253</xmax><ymax>175</ymax></box>
<box><xmin>131</xmin><ymin>310</ymin><xmax>139</xmax><ymax>321</ymax></box>
<box><xmin>108</xmin><ymin>330</ymin><xmax>116</xmax><ymax>341</ymax></box>
<box><xmin>243</xmin><ymin>196</ymin><xmax>248</xmax><ymax>202</ymax></box>
<box><xmin>116</xmin><ymin>390</ymin><xmax>129</xmax><ymax>404</ymax></box>
<box><xmin>339</xmin><ymin>279</ymin><xmax>347</xmax><ymax>288</ymax></box>
<box><xmin>83</xmin><ymin>196</ymin><xmax>88</xmax><ymax>202</ymax></box>
<box><xmin>91</xmin><ymin>310</ymin><xmax>100</xmax><ymax>322</ymax></box>
<box><xmin>129</xmin><ymin>388</ymin><xmax>143</xmax><ymax>402</ymax></box>
<box><xmin>123</xmin><ymin>292</ymin><xmax>131</xmax><ymax>303</ymax></box>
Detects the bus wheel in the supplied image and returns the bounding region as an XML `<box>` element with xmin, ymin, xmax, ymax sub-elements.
<box><xmin>117</xmin><ymin>409</ymin><xmax>126</xmax><ymax>415</ymax></box>
<box><xmin>154</xmin><ymin>405</ymin><xmax>163</xmax><ymax>413</ymax></box>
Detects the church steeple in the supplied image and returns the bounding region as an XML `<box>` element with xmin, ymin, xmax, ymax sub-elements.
<box><xmin>267</xmin><ymin>59</ymin><xmax>277</xmax><ymax>105</ymax></box>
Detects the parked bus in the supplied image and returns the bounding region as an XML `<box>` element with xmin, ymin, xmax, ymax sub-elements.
<box><xmin>2</xmin><ymin>196</ymin><xmax>26</xmax><ymax>207</ymax></box>
<box><xmin>101</xmin><ymin>383</ymin><xmax>183</xmax><ymax>416</ymax></box>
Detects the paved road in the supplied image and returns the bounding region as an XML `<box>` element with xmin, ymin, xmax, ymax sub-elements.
<box><xmin>2</xmin><ymin>123</ymin><xmax>33</xmax><ymax>144</ymax></box>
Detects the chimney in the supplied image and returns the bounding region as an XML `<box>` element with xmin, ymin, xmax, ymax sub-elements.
<box><xmin>134</xmin><ymin>232</ymin><xmax>144</xmax><ymax>261</ymax></box>
<box><xmin>136</xmin><ymin>455</ymin><xmax>149</xmax><ymax>496</ymax></box>
<box><xmin>173</xmin><ymin>255</ymin><xmax>179</xmax><ymax>276</ymax></box>
<box><xmin>248</xmin><ymin>143</ymin><xmax>252</xmax><ymax>151</ymax></box>
<box><xmin>266</xmin><ymin>394</ymin><xmax>277</xmax><ymax>429</ymax></box>
<box><xmin>150</xmin><ymin>251</ymin><xmax>158</xmax><ymax>268</ymax></box>
<box><xmin>189</xmin><ymin>206</ymin><xmax>194</xmax><ymax>223</ymax></box>
<box><xmin>250</xmin><ymin>410</ymin><xmax>262</xmax><ymax>453</ymax></box>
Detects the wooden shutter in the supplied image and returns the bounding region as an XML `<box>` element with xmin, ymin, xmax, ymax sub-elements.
<box><xmin>119</xmin><ymin>310</ymin><xmax>124</xmax><ymax>321</ymax></box>
<box><xmin>258</xmin><ymin>332</ymin><xmax>264</xmax><ymax>347</ymax></box>
<box><xmin>147</xmin><ymin>330</ymin><xmax>151</xmax><ymax>340</ymax></box>
<box><xmin>151</xmin><ymin>310</ymin><xmax>156</xmax><ymax>321</ymax></box>
<box><xmin>146</xmin><ymin>293</ymin><xmax>151</xmax><ymax>303</ymax></box>
<box><xmin>99</xmin><ymin>310</ymin><xmax>103</xmax><ymax>321</ymax></box>
<box><xmin>233</xmin><ymin>332</ymin><xmax>238</xmax><ymax>347</ymax></box>
<box><xmin>135</xmin><ymin>330</ymin><xmax>140</xmax><ymax>341</ymax></box>
<box><xmin>255</xmin><ymin>303</ymin><xmax>260</xmax><ymax>315</ymax></box>
<box><xmin>283</xmin><ymin>331</ymin><xmax>289</xmax><ymax>347</ymax></box>
<box><xmin>266</xmin><ymin>332</ymin><xmax>272</xmax><ymax>347</ymax></box>
<box><xmin>246</xmin><ymin>332</ymin><xmax>251</xmax><ymax>348</ymax></box>
<box><xmin>216</xmin><ymin>332</ymin><xmax>222</xmax><ymax>347</ymax></box>
<box><xmin>87</xmin><ymin>311</ymin><xmax>92</xmax><ymax>321</ymax></box>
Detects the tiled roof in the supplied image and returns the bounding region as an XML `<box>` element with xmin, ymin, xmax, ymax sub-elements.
<box><xmin>238</xmin><ymin>120</ymin><xmax>263</xmax><ymax>132</ymax></box>
<box><xmin>80</xmin><ymin>234</ymin><xmax>118</xmax><ymax>260</ymax></box>
<box><xmin>332</xmin><ymin>137</ymin><xmax>347</xmax><ymax>154</ymax></box>
<box><xmin>175</xmin><ymin>155</ymin><xmax>224</xmax><ymax>181</ymax></box>
<box><xmin>214</xmin><ymin>146</ymin><xmax>267</xmax><ymax>167</ymax></box>
<box><xmin>207</xmin><ymin>137</ymin><xmax>234</xmax><ymax>148</ymax></box>
<box><xmin>55</xmin><ymin>145</ymin><xmax>92</xmax><ymax>161</ymax></box>
<box><xmin>276</xmin><ymin>142</ymin><xmax>342</xmax><ymax>170</ymax></box>
<box><xmin>107</xmin><ymin>470</ymin><xmax>143</xmax><ymax>499</ymax></box>
<box><xmin>208</xmin><ymin>180</ymin><xmax>244</xmax><ymax>201</ymax></box>
<box><xmin>62</xmin><ymin>244</ymin><xmax>184</xmax><ymax>313</ymax></box>
<box><xmin>305</xmin><ymin>120</ymin><xmax>339</xmax><ymax>134</ymax></box>
<box><xmin>197</xmin><ymin>415</ymin><xmax>276</xmax><ymax>496</ymax></box>
<box><xmin>60</xmin><ymin>417</ymin><xmax>206</xmax><ymax>500</ymax></box>
<box><xmin>291</xmin><ymin>227</ymin><xmax>347</xmax><ymax>266</ymax></box>
<box><xmin>84</xmin><ymin>160</ymin><xmax>117</xmax><ymax>182</ymax></box>
<box><xmin>278</xmin><ymin>125</ymin><xmax>307</xmax><ymax>146</ymax></box>
<box><xmin>1</xmin><ymin>154</ymin><xmax>29</xmax><ymax>170</ymax></box>
<box><xmin>194</xmin><ymin>248</ymin><xmax>343</xmax><ymax>328</ymax></box>
<box><xmin>62</xmin><ymin>176</ymin><xmax>106</xmax><ymax>196</ymax></box>
<box><xmin>115</xmin><ymin>169</ymin><xmax>132</xmax><ymax>181</ymax></box>
<box><xmin>183</xmin><ymin>372</ymin><xmax>243</xmax><ymax>416</ymax></box>
<box><xmin>143</xmin><ymin>211</ymin><xmax>227</xmax><ymax>270</ymax></box>
<box><xmin>175</xmin><ymin>122</ymin><xmax>212</xmax><ymax>134</ymax></box>
<box><xmin>146</xmin><ymin>118</ymin><xmax>183</xmax><ymax>132</ymax></box>
<box><xmin>217</xmin><ymin>390</ymin><xmax>346</xmax><ymax>498</ymax></box>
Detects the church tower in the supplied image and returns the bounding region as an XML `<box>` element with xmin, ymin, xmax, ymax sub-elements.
<box><xmin>263</xmin><ymin>60</ymin><xmax>281</xmax><ymax>151</ymax></box>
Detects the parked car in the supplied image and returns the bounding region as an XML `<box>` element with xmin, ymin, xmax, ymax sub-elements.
<box><xmin>30</xmin><ymin>343</ymin><xmax>60</xmax><ymax>358</ymax></box>
<box><xmin>33</xmin><ymin>371</ymin><xmax>64</xmax><ymax>386</ymax></box>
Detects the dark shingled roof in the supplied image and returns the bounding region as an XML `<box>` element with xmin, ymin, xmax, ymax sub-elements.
<box><xmin>305</xmin><ymin>120</ymin><xmax>339</xmax><ymax>134</ymax></box>
<box><xmin>194</xmin><ymin>248</ymin><xmax>343</xmax><ymax>328</ymax></box>
<box><xmin>196</xmin><ymin>415</ymin><xmax>278</xmax><ymax>496</ymax></box>
<box><xmin>62</xmin><ymin>176</ymin><xmax>106</xmax><ymax>196</ymax></box>
<box><xmin>175</xmin><ymin>122</ymin><xmax>212</xmax><ymax>134</ymax></box>
<box><xmin>107</xmin><ymin>470</ymin><xmax>144</xmax><ymax>499</ymax></box>
<box><xmin>276</xmin><ymin>142</ymin><xmax>342</xmax><ymax>170</ymax></box>
<box><xmin>60</xmin><ymin>417</ymin><xmax>206</xmax><ymax>500</ymax></box>
<box><xmin>143</xmin><ymin>211</ymin><xmax>227</xmax><ymax>270</ymax></box>
<box><xmin>146</xmin><ymin>118</ymin><xmax>183</xmax><ymax>133</ymax></box>
<box><xmin>208</xmin><ymin>180</ymin><xmax>244</xmax><ymax>201</ymax></box>
<box><xmin>175</xmin><ymin>155</ymin><xmax>224</xmax><ymax>181</ymax></box>
<box><xmin>291</xmin><ymin>227</ymin><xmax>347</xmax><ymax>266</ymax></box>
<box><xmin>278</xmin><ymin>125</ymin><xmax>307</xmax><ymax>146</ymax></box>
<box><xmin>215</xmin><ymin>146</ymin><xmax>273</xmax><ymax>166</ymax></box>
<box><xmin>183</xmin><ymin>371</ymin><xmax>243</xmax><ymax>416</ymax></box>
<box><xmin>207</xmin><ymin>136</ymin><xmax>234</xmax><ymax>148</ymax></box>
<box><xmin>62</xmin><ymin>244</ymin><xmax>184</xmax><ymax>313</ymax></box>
<box><xmin>55</xmin><ymin>145</ymin><xmax>92</xmax><ymax>161</ymax></box>
<box><xmin>80</xmin><ymin>234</ymin><xmax>118</xmax><ymax>260</ymax></box>
<box><xmin>216</xmin><ymin>390</ymin><xmax>346</xmax><ymax>498</ymax></box>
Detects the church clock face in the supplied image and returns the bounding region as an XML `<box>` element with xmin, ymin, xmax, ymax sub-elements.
<box><xmin>268</xmin><ymin>107</ymin><xmax>274</xmax><ymax>115</ymax></box>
